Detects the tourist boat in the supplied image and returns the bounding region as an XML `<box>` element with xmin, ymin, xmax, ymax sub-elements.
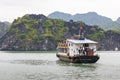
<box><xmin>56</xmin><ymin>26</ymin><xmax>100</xmax><ymax>63</ymax></box>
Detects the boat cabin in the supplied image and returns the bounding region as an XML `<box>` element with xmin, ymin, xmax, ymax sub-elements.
<box><xmin>66</xmin><ymin>38</ymin><xmax>97</xmax><ymax>56</ymax></box>
<box><xmin>57</xmin><ymin>38</ymin><xmax>97</xmax><ymax>57</ymax></box>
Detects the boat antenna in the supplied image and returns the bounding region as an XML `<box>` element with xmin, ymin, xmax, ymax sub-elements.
<box><xmin>79</xmin><ymin>25</ymin><xmax>84</xmax><ymax>40</ymax></box>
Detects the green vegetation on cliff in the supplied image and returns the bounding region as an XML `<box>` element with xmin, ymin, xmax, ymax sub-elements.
<box><xmin>0</xmin><ymin>14</ymin><xmax>120</xmax><ymax>51</ymax></box>
<box><xmin>11</xmin><ymin>15</ymin><xmax>69</xmax><ymax>42</ymax></box>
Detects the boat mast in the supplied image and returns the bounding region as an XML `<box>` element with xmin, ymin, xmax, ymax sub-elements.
<box><xmin>79</xmin><ymin>25</ymin><xmax>84</xmax><ymax>40</ymax></box>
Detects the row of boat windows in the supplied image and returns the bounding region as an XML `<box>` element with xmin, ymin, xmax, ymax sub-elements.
<box><xmin>57</xmin><ymin>47</ymin><xmax>93</xmax><ymax>54</ymax></box>
<box><xmin>68</xmin><ymin>43</ymin><xmax>89</xmax><ymax>47</ymax></box>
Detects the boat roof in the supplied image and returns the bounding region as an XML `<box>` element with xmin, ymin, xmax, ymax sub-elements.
<box><xmin>67</xmin><ymin>38</ymin><xmax>97</xmax><ymax>44</ymax></box>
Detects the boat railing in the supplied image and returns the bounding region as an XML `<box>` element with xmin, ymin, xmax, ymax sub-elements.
<box><xmin>57</xmin><ymin>42</ymin><xmax>68</xmax><ymax>48</ymax></box>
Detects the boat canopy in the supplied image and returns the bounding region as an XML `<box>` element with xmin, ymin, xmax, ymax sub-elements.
<box><xmin>67</xmin><ymin>38</ymin><xmax>97</xmax><ymax>44</ymax></box>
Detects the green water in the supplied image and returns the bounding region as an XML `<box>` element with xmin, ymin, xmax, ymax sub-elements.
<box><xmin>0</xmin><ymin>51</ymin><xmax>120</xmax><ymax>80</ymax></box>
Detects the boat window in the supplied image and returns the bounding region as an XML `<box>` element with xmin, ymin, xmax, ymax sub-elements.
<box><xmin>83</xmin><ymin>44</ymin><xmax>89</xmax><ymax>47</ymax></box>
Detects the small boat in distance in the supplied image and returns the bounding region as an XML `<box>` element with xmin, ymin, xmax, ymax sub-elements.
<box><xmin>56</xmin><ymin>26</ymin><xmax>100</xmax><ymax>63</ymax></box>
<box><xmin>115</xmin><ymin>47</ymin><xmax>118</xmax><ymax>51</ymax></box>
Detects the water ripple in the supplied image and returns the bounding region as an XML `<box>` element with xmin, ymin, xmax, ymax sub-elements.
<box><xmin>10</xmin><ymin>60</ymin><xmax>56</xmax><ymax>65</ymax></box>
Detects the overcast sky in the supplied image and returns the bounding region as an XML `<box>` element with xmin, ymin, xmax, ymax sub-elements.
<box><xmin>0</xmin><ymin>0</ymin><xmax>120</xmax><ymax>22</ymax></box>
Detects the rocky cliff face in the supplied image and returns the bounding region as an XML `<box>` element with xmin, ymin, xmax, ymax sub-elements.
<box><xmin>0</xmin><ymin>21</ymin><xmax>10</xmax><ymax>38</ymax></box>
<box><xmin>98</xmin><ymin>31</ymin><xmax>120</xmax><ymax>50</ymax></box>
<box><xmin>0</xmin><ymin>14</ymin><xmax>120</xmax><ymax>51</ymax></box>
<box><xmin>0</xmin><ymin>14</ymin><xmax>56</xmax><ymax>50</ymax></box>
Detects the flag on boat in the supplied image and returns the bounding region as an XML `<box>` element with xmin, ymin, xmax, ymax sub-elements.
<box><xmin>80</xmin><ymin>26</ymin><xmax>83</xmax><ymax>30</ymax></box>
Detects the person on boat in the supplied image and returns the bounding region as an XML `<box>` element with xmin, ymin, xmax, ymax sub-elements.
<box><xmin>83</xmin><ymin>47</ymin><xmax>90</xmax><ymax>55</ymax></box>
<box><xmin>78</xmin><ymin>47</ymin><xmax>82</xmax><ymax>54</ymax></box>
<box><xmin>83</xmin><ymin>50</ymin><xmax>86</xmax><ymax>55</ymax></box>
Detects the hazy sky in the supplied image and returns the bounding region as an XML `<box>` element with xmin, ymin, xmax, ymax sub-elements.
<box><xmin>0</xmin><ymin>0</ymin><xmax>120</xmax><ymax>22</ymax></box>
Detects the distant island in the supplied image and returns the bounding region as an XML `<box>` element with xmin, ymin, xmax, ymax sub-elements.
<box><xmin>48</xmin><ymin>11</ymin><xmax>120</xmax><ymax>30</ymax></box>
<box><xmin>0</xmin><ymin>13</ymin><xmax>120</xmax><ymax>51</ymax></box>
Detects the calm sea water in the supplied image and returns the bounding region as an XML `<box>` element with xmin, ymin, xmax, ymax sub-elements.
<box><xmin>0</xmin><ymin>51</ymin><xmax>120</xmax><ymax>80</ymax></box>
